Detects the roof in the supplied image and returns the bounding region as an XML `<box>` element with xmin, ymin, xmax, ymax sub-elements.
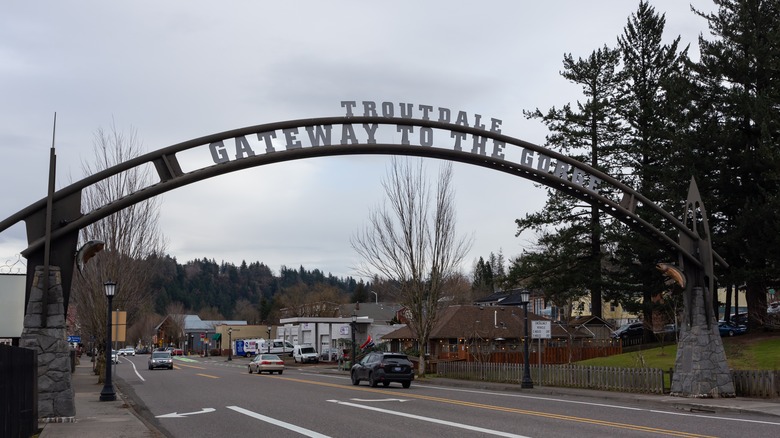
<box><xmin>383</xmin><ymin>305</ymin><xmax>589</xmax><ymax>340</ymax></box>
<box><xmin>155</xmin><ymin>314</ymin><xmax>247</xmax><ymax>332</ymax></box>
<box><xmin>338</xmin><ymin>302</ymin><xmax>403</xmax><ymax>323</ymax></box>
<box><xmin>473</xmin><ymin>288</ymin><xmax>533</xmax><ymax>306</ymax></box>
<box><xmin>569</xmin><ymin>315</ymin><xmax>613</xmax><ymax>327</ymax></box>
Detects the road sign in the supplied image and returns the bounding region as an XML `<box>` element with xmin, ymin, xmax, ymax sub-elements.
<box><xmin>67</xmin><ymin>335</ymin><xmax>81</xmax><ymax>343</ymax></box>
<box><xmin>531</xmin><ymin>320</ymin><xmax>551</xmax><ymax>339</ymax></box>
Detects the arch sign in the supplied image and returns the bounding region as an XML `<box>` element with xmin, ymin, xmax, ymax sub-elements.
<box><xmin>1</xmin><ymin>100</ymin><xmax>720</xmax><ymax>310</ymax></box>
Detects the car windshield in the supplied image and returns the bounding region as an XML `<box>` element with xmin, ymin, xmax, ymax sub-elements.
<box><xmin>301</xmin><ymin>347</ymin><xmax>315</xmax><ymax>354</ymax></box>
<box><xmin>260</xmin><ymin>354</ymin><xmax>280</xmax><ymax>361</ymax></box>
<box><xmin>152</xmin><ymin>352</ymin><xmax>170</xmax><ymax>358</ymax></box>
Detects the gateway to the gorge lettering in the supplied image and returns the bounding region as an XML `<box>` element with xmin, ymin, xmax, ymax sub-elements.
<box><xmin>208</xmin><ymin>100</ymin><xmax>603</xmax><ymax>193</ymax></box>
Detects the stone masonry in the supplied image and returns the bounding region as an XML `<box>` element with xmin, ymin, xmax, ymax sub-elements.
<box><xmin>670</xmin><ymin>286</ymin><xmax>735</xmax><ymax>398</ymax></box>
<box><xmin>19</xmin><ymin>265</ymin><xmax>75</xmax><ymax>420</ymax></box>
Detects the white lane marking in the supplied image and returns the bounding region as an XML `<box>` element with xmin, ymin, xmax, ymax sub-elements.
<box><xmin>156</xmin><ymin>408</ymin><xmax>215</xmax><ymax>418</ymax></box>
<box><xmin>123</xmin><ymin>357</ymin><xmax>145</xmax><ymax>382</ymax></box>
<box><xmin>227</xmin><ymin>406</ymin><xmax>330</xmax><ymax>438</ymax></box>
<box><xmin>419</xmin><ymin>384</ymin><xmax>780</xmax><ymax>426</ymax></box>
<box><xmin>327</xmin><ymin>399</ymin><xmax>529</xmax><ymax>438</ymax></box>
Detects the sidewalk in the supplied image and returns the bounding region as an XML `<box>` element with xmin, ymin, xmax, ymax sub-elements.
<box><xmin>38</xmin><ymin>360</ymin><xmax>162</xmax><ymax>438</ymax></box>
<box><xmin>38</xmin><ymin>360</ymin><xmax>780</xmax><ymax>438</ymax></box>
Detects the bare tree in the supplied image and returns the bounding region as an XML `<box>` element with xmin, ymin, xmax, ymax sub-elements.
<box><xmin>352</xmin><ymin>157</ymin><xmax>472</xmax><ymax>375</ymax></box>
<box><xmin>233</xmin><ymin>298</ymin><xmax>261</xmax><ymax>324</ymax></box>
<box><xmin>70</xmin><ymin>124</ymin><xmax>166</xmax><ymax>376</ymax></box>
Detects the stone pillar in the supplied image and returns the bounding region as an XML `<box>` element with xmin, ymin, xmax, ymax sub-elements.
<box><xmin>670</xmin><ymin>286</ymin><xmax>735</xmax><ymax>398</ymax></box>
<box><xmin>20</xmin><ymin>266</ymin><xmax>75</xmax><ymax>420</ymax></box>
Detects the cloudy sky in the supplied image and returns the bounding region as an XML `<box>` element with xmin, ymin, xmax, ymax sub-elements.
<box><xmin>0</xmin><ymin>1</ymin><xmax>715</xmax><ymax>279</ymax></box>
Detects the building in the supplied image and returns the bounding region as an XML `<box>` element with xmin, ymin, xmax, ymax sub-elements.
<box><xmin>154</xmin><ymin>314</ymin><xmax>246</xmax><ymax>354</ymax></box>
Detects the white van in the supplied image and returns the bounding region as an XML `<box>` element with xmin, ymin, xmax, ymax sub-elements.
<box><xmin>292</xmin><ymin>345</ymin><xmax>319</xmax><ymax>363</ymax></box>
<box><xmin>268</xmin><ymin>339</ymin><xmax>295</xmax><ymax>356</ymax></box>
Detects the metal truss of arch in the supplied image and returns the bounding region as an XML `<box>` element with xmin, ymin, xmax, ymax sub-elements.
<box><xmin>0</xmin><ymin>115</ymin><xmax>724</xmax><ymax>307</ymax></box>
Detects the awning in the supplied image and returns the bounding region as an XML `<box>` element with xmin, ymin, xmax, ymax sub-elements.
<box><xmin>212</xmin><ymin>333</ymin><xmax>221</xmax><ymax>340</ymax></box>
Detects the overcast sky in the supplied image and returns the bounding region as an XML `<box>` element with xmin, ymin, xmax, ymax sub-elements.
<box><xmin>0</xmin><ymin>1</ymin><xmax>715</xmax><ymax>280</ymax></box>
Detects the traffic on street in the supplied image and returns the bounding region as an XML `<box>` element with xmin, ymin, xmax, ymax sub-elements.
<box><xmin>111</xmin><ymin>354</ymin><xmax>780</xmax><ymax>438</ymax></box>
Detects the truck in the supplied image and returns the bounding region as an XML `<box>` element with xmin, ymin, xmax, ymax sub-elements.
<box><xmin>234</xmin><ymin>338</ymin><xmax>295</xmax><ymax>357</ymax></box>
<box><xmin>234</xmin><ymin>338</ymin><xmax>265</xmax><ymax>357</ymax></box>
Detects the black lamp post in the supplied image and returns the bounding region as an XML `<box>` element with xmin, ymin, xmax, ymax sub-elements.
<box><xmin>350</xmin><ymin>311</ymin><xmax>357</xmax><ymax>367</ymax></box>
<box><xmin>519</xmin><ymin>290</ymin><xmax>534</xmax><ymax>389</ymax></box>
<box><xmin>266</xmin><ymin>327</ymin><xmax>271</xmax><ymax>353</ymax></box>
<box><xmin>100</xmin><ymin>281</ymin><xmax>117</xmax><ymax>401</ymax></box>
<box><xmin>227</xmin><ymin>327</ymin><xmax>232</xmax><ymax>361</ymax></box>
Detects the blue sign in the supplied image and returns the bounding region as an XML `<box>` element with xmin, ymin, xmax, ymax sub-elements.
<box><xmin>67</xmin><ymin>336</ymin><xmax>81</xmax><ymax>343</ymax></box>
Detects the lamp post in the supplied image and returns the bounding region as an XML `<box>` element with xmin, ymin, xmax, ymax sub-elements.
<box><xmin>266</xmin><ymin>326</ymin><xmax>271</xmax><ymax>353</ymax></box>
<box><xmin>519</xmin><ymin>290</ymin><xmax>534</xmax><ymax>389</ymax></box>
<box><xmin>100</xmin><ymin>281</ymin><xmax>117</xmax><ymax>401</ymax></box>
<box><xmin>370</xmin><ymin>291</ymin><xmax>378</xmax><ymax>304</ymax></box>
<box><xmin>227</xmin><ymin>327</ymin><xmax>232</xmax><ymax>361</ymax></box>
<box><xmin>350</xmin><ymin>311</ymin><xmax>357</xmax><ymax>368</ymax></box>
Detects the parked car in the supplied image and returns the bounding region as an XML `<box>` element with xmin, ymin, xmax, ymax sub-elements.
<box><xmin>148</xmin><ymin>351</ymin><xmax>174</xmax><ymax>370</ymax></box>
<box><xmin>118</xmin><ymin>347</ymin><xmax>135</xmax><ymax>356</ymax></box>
<box><xmin>292</xmin><ymin>345</ymin><xmax>319</xmax><ymax>364</ymax></box>
<box><xmin>351</xmin><ymin>352</ymin><xmax>414</xmax><ymax>388</ymax></box>
<box><xmin>768</xmin><ymin>302</ymin><xmax>780</xmax><ymax>314</ymax></box>
<box><xmin>248</xmin><ymin>354</ymin><xmax>285</xmax><ymax>374</ymax></box>
<box><xmin>718</xmin><ymin>321</ymin><xmax>747</xmax><ymax>337</ymax></box>
<box><xmin>319</xmin><ymin>347</ymin><xmax>343</xmax><ymax>362</ymax></box>
<box><xmin>611</xmin><ymin>322</ymin><xmax>644</xmax><ymax>339</ymax></box>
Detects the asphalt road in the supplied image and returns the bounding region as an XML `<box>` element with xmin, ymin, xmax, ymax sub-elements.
<box><xmin>114</xmin><ymin>355</ymin><xmax>780</xmax><ymax>438</ymax></box>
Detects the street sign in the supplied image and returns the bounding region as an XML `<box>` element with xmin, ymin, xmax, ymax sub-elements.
<box><xmin>67</xmin><ymin>335</ymin><xmax>81</xmax><ymax>343</ymax></box>
<box><xmin>531</xmin><ymin>320</ymin><xmax>551</xmax><ymax>339</ymax></box>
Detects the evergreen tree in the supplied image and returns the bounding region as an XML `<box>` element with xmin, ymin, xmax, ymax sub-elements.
<box><xmin>692</xmin><ymin>0</ymin><xmax>780</xmax><ymax>327</ymax></box>
<box><xmin>517</xmin><ymin>44</ymin><xmax>625</xmax><ymax>317</ymax></box>
<box><xmin>472</xmin><ymin>256</ymin><xmax>494</xmax><ymax>295</ymax></box>
<box><xmin>611</xmin><ymin>0</ymin><xmax>691</xmax><ymax>328</ymax></box>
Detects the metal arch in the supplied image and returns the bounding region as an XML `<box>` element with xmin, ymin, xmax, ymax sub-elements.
<box><xmin>0</xmin><ymin>115</ymin><xmax>725</xmax><ymax>304</ymax></box>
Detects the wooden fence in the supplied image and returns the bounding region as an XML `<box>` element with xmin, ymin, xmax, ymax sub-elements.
<box><xmin>732</xmin><ymin>370</ymin><xmax>780</xmax><ymax>398</ymax></box>
<box><xmin>437</xmin><ymin>361</ymin><xmax>665</xmax><ymax>393</ymax></box>
<box><xmin>437</xmin><ymin>361</ymin><xmax>780</xmax><ymax>397</ymax></box>
<box><xmin>437</xmin><ymin>344</ymin><xmax>623</xmax><ymax>365</ymax></box>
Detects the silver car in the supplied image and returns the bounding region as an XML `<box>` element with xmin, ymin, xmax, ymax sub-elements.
<box><xmin>148</xmin><ymin>351</ymin><xmax>173</xmax><ymax>370</ymax></box>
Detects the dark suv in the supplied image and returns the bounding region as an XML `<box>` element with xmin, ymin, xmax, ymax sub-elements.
<box><xmin>351</xmin><ymin>352</ymin><xmax>414</xmax><ymax>388</ymax></box>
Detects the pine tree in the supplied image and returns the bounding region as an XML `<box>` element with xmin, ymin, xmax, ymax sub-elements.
<box><xmin>692</xmin><ymin>0</ymin><xmax>780</xmax><ymax>327</ymax></box>
<box><xmin>517</xmin><ymin>45</ymin><xmax>625</xmax><ymax>317</ymax></box>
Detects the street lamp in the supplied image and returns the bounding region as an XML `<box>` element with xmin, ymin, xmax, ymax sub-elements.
<box><xmin>370</xmin><ymin>291</ymin><xmax>378</xmax><ymax>304</ymax></box>
<box><xmin>519</xmin><ymin>290</ymin><xmax>534</xmax><ymax>389</ymax></box>
<box><xmin>266</xmin><ymin>326</ymin><xmax>271</xmax><ymax>353</ymax></box>
<box><xmin>100</xmin><ymin>281</ymin><xmax>117</xmax><ymax>402</ymax></box>
<box><xmin>227</xmin><ymin>327</ymin><xmax>233</xmax><ymax>361</ymax></box>
<box><xmin>351</xmin><ymin>311</ymin><xmax>357</xmax><ymax>368</ymax></box>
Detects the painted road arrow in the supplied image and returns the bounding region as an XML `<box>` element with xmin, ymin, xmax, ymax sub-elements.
<box><xmin>156</xmin><ymin>407</ymin><xmax>216</xmax><ymax>418</ymax></box>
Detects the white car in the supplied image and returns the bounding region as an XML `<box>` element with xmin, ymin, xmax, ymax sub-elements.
<box><xmin>118</xmin><ymin>347</ymin><xmax>135</xmax><ymax>356</ymax></box>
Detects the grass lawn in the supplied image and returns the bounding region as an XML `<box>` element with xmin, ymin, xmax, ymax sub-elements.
<box><xmin>577</xmin><ymin>332</ymin><xmax>780</xmax><ymax>371</ymax></box>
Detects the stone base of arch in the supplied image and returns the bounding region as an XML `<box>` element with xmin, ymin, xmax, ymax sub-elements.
<box><xmin>19</xmin><ymin>266</ymin><xmax>76</xmax><ymax>420</ymax></box>
<box><xmin>670</xmin><ymin>286</ymin><xmax>735</xmax><ymax>398</ymax></box>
